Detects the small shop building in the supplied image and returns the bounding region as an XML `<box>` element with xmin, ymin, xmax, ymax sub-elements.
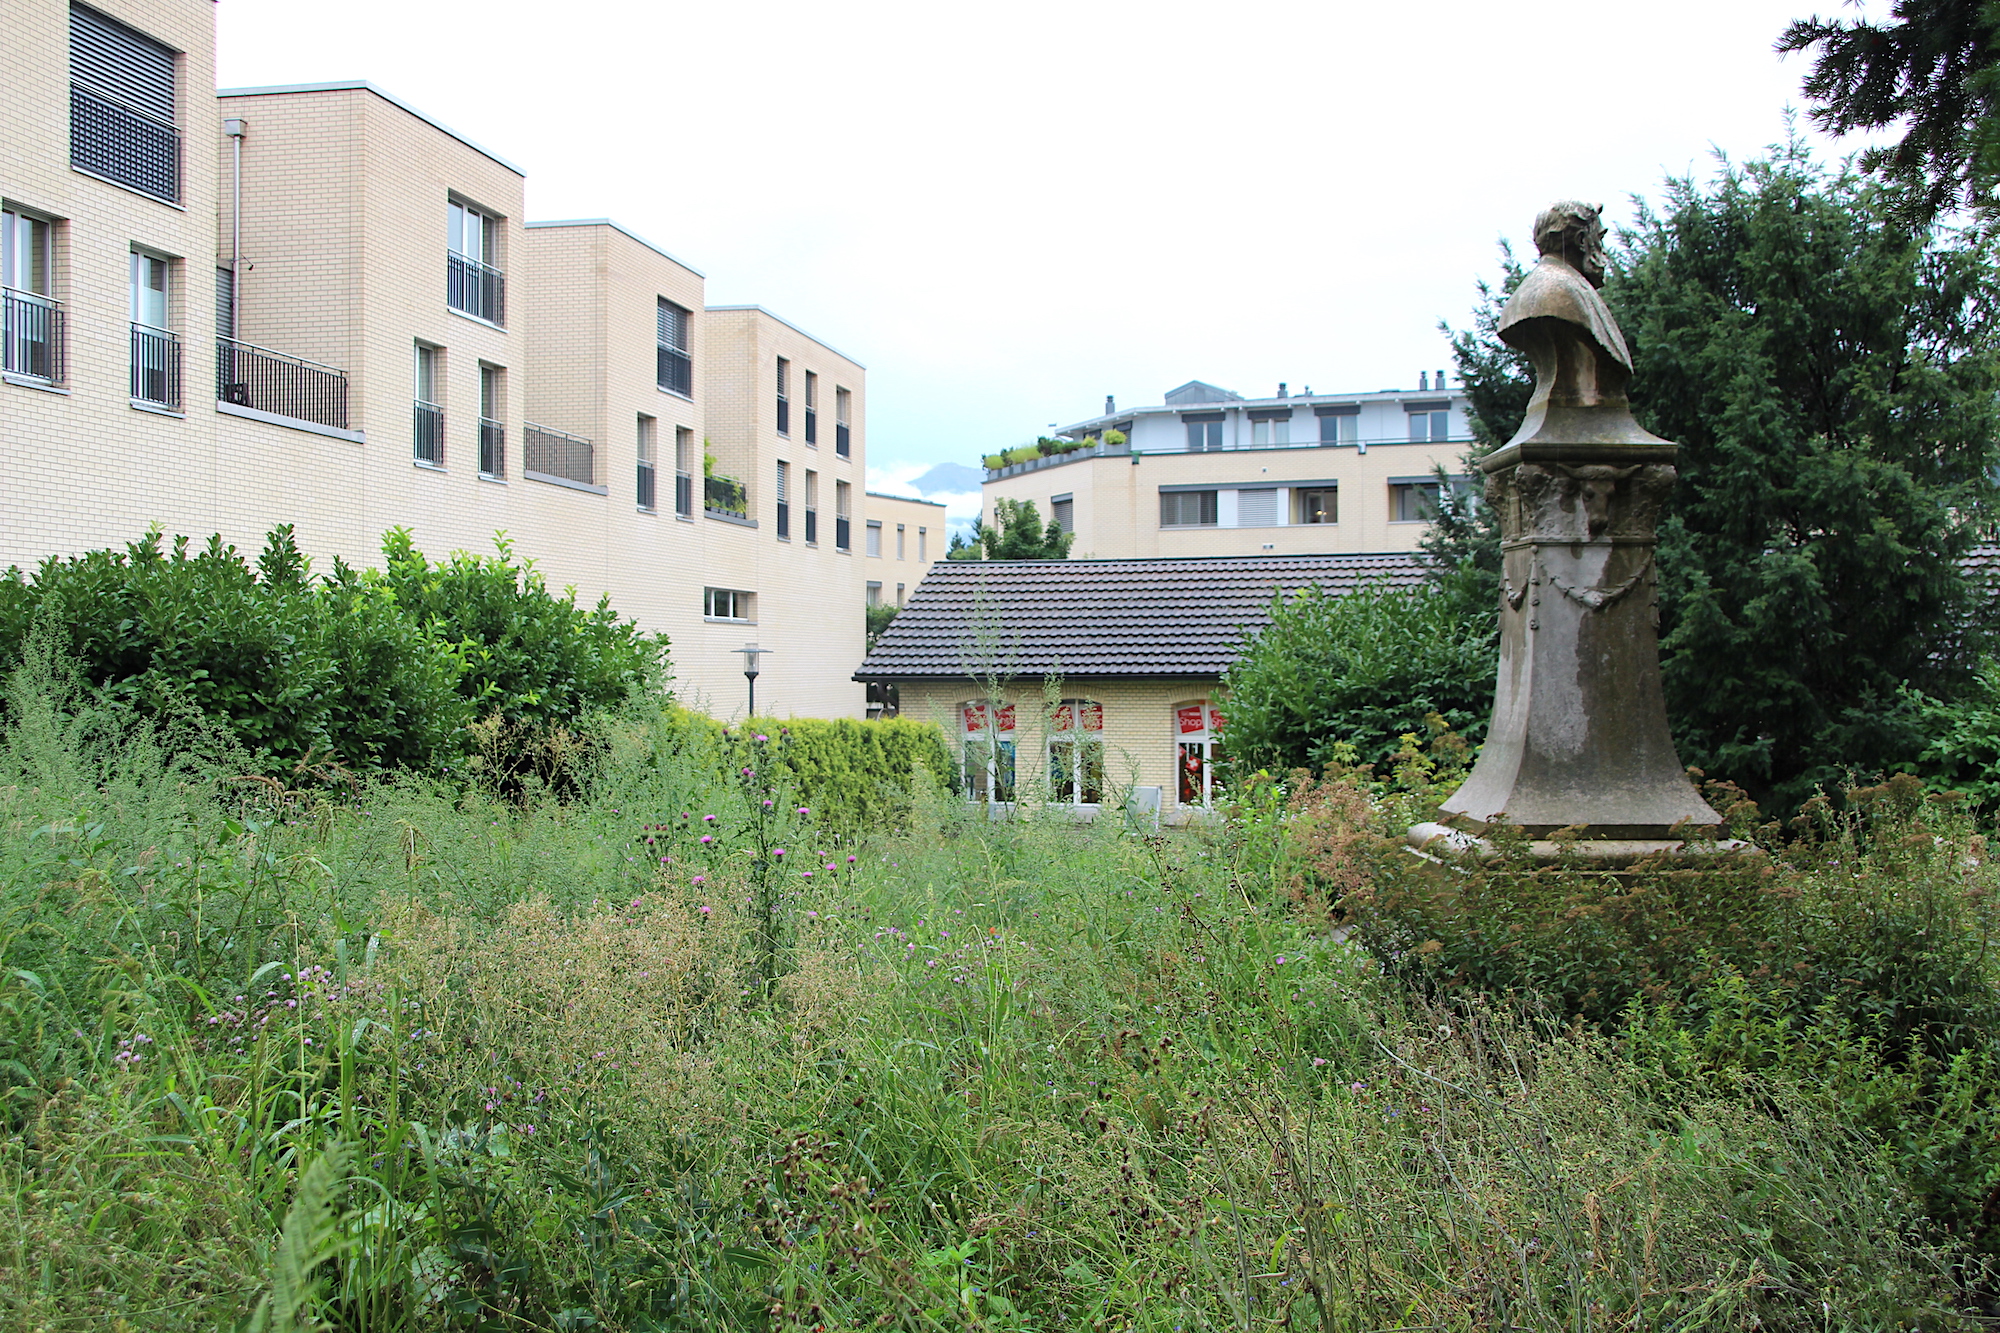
<box><xmin>854</xmin><ymin>553</ymin><xmax>1424</xmax><ymax>822</ymax></box>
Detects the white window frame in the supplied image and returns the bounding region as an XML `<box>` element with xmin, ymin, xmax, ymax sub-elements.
<box><xmin>1175</xmin><ymin>701</ymin><xmax>1225</xmax><ymax>807</ymax></box>
<box><xmin>960</xmin><ymin>700</ymin><xmax>1017</xmax><ymax>803</ymax></box>
<box><xmin>703</xmin><ymin>587</ymin><xmax>755</xmax><ymax>622</ymax></box>
<box><xmin>1048</xmin><ymin>699</ymin><xmax>1106</xmax><ymax>805</ymax></box>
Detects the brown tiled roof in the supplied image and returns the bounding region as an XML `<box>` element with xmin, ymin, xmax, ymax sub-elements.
<box><xmin>855</xmin><ymin>553</ymin><xmax>1427</xmax><ymax>681</ymax></box>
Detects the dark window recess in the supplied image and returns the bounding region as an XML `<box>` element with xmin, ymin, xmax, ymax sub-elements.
<box><xmin>217</xmin><ymin>338</ymin><xmax>349</xmax><ymax>429</ymax></box>
<box><xmin>1160</xmin><ymin>490</ymin><xmax>1218</xmax><ymax>527</ymax></box>
<box><xmin>70</xmin><ymin>5</ymin><xmax>180</xmax><ymax>202</ymax></box>
<box><xmin>804</xmin><ymin>509</ymin><xmax>818</xmax><ymax>544</ymax></box>
<box><xmin>479</xmin><ymin>418</ymin><xmax>505</xmax><ymax>477</ymax></box>
<box><xmin>657</xmin><ymin>301</ymin><xmax>691</xmax><ymax>395</ymax></box>
<box><xmin>447</xmin><ymin>252</ymin><xmax>504</xmax><ymax>325</ymax></box>
<box><xmin>836</xmin><ymin>516</ymin><xmax>851</xmax><ymax>550</ymax></box>
<box><xmin>836</xmin><ymin>421</ymin><xmax>851</xmax><ymax>457</ymax></box>
<box><xmin>776</xmin><ymin>499</ymin><xmax>790</xmax><ymax>538</ymax></box>
<box><xmin>130</xmin><ymin>324</ymin><xmax>179</xmax><ymax>407</ymax></box>
<box><xmin>776</xmin><ymin>396</ymin><xmax>790</xmax><ymax>435</ymax></box>
<box><xmin>637</xmin><ymin>459</ymin><xmax>656</xmax><ymax>511</ymax></box>
<box><xmin>804</xmin><ymin>407</ymin><xmax>817</xmax><ymax>444</ymax></box>
<box><xmin>2</xmin><ymin>292</ymin><xmax>65</xmax><ymax>382</ymax></box>
<box><xmin>525</xmin><ymin>424</ymin><xmax>596</xmax><ymax>486</ymax></box>
<box><xmin>1184</xmin><ymin>418</ymin><xmax>1224</xmax><ymax>451</ymax></box>
<box><xmin>675</xmin><ymin>470</ymin><xmax>693</xmax><ymax>516</ymax></box>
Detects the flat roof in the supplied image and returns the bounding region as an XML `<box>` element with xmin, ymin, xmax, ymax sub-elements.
<box><xmin>705</xmin><ymin>305</ymin><xmax>864</xmax><ymax>370</ymax></box>
<box><xmin>865</xmin><ymin>492</ymin><xmax>948</xmax><ymax>507</ymax></box>
<box><xmin>216</xmin><ymin>81</ymin><xmax>525</xmax><ymax>176</ymax></box>
<box><xmin>524</xmin><ymin>219</ymin><xmax>705</xmax><ymax>278</ymax></box>
<box><xmin>1056</xmin><ymin>387</ymin><xmax>1466</xmax><ymax>437</ymax></box>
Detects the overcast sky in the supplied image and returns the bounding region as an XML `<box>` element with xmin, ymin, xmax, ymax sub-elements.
<box><xmin>217</xmin><ymin>0</ymin><xmax>1870</xmax><ymax>508</ymax></box>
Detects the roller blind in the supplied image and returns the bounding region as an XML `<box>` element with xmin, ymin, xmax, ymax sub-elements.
<box><xmin>71</xmin><ymin>4</ymin><xmax>175</xmax><ymax>124</ymax></box>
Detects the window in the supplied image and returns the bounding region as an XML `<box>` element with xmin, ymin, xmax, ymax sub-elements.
<box><xmin>1407</xmin><ymin>408</ymin><xmax>1450</xmax><ymax>443</ymax></box>
<box><xmin>960</xmin><ymin>701</ymin><xmax>1017</xmax><ymax>803</ymax></box>
<box><xmin>1250</xmin><ymin>412</ymin><xmax>1292</xmax><ymax>446</ymax></box>
<box><xmin>1175</xmin><ymin>702</ymin><xmax>1226</xmax><ymax>807</ymax></box>
<box><xmin>2</xmin><ymin>209</ymin><xmax>60</xmax><ymax>382</ymax></box>
<box><xmin>775</xmin><ymin>356</ymin><xmax>790</xmax><ymax>434</ymax></box>
<box><xmin>1048</xmin><ymin>699</ymin><xmax>1105</xmax><ymax>804</ymax></box>
<box><xmin>1236</xmin><ymin>488</ymin><xmax>1277</xmax><ymax>526</ymax></box>
<box><xmin>896</xmin><ymin>524</ymin><xmax>906</xmax><ymax>559</ymax></box>
<box><xmin>657</xmin><ymin>299</ymin><xmax>691</xmax><ymax>396</ymax></box>
<box><xmin>866</xmin><ymin>519</ymin><xmax>882</xmax><ymax>557</ymax></box>
<box><xmin>1317</xmin><ymin>409</ymin><xmax>1358</xmax><ymax>445</ymax></box>
<box><xmin>835</xmin><ymin>385</ymin><xmax>852</xmax><ymax>457</ymax></box>
<box><xmin>1184</xmin><ymin>414</ymin><xmax>1224</xmax><ymax>451</ymax></box>
<box><xmin>804</xmin><ymin>469</ymin><xmax>819</xmax><ymax>543</ymax></box>
<box><xmin>1391</xmin><ymin>481</ymin><xmax>1443</xmax><ymax>522</ymax></box>
<box><xmin>477</xmin><ymin>365</ymin><xmax>504</xmax><ymax>477</ymax></box>
<box><xmin>1050</xmin><ymin>495</ymin><xmax>1074</xmax><ymax>533</ymax></box>
<box><xmin>704</xmin><ymin>587</ymin><xmax>754</xmax><ymax>621</ymax></box>
<box><xmin>128</xmin><ymin>250</ymin><xmax>177</xmax><ymax>407</ymax></box>
<box><xmin>446</xmin><ymin>199</ymin><xmax>504</xmax><ymax>324</ymax></box>
<box><xmin>1160</xmin><ymin>490</ymin><xmax>1218</xmax><ymax>527</ymax></box>
<box><xmin>636</xmin><ymin>415</ymin><xmax>657</xmax><ymax>511</ymax></box>
<box><xmin>918</xmin><ymin>527</ymin><xmax>927</xmax><ymax>561</ymax></box>
<box><xmin>775</xmin><ymin>459</ymin><xmax>790</xmax><ymax>538</ymax></box>
<box><xmin>1294</xmin><ymin>487</ymin><xmax>1337</xmax><ymax>524</ymax></box>
<box><xmin>70</xmin><ymin>4</ymin><xmax>180</xmax><ymax>203</ymax></box>
<box><xmin>803</xmin><ymin>370</ymin><xmax>818</xmax><ymax>445</ymax></box>
<box><xmin>674</xmin><ymin>427</ymin><xmax>694</xmax><ymax>516</ymax></box>
<box><xmin>835</xmin><ymin>481</ymin><xmax>852</xmax><ymax>550</ymax></box>
<box><xmin>896</xmin><ymin>583</ymin><xmax>905</xmax><ymax>605</ymax></box>
<box><xmin>866</xmin><ymin>581</ymin><xmax>882</xmax><ymax>606</ymax></box>
<box><xmin>413</xmin><ymin>343</ymin><xmax>443</xmax><ymax>465</ymax></box>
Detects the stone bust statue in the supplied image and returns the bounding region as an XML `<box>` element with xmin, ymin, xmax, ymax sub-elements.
<box><xmin>1497</xmin><ymin>201</ymin><xmax>1663</xmax><ymax>448</ymax></box>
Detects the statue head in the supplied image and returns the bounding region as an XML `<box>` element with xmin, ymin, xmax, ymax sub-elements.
<box><xmin>1532</xmin><ymin>201</ymin><xmax>1609</xmax><ymax>288</ymax></box>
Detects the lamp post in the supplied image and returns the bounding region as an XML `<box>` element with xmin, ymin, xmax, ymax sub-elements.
<box><xmin>733</xmin><ymin>643</ymin><xmax>769</xmax><ymax>718</ymax></box>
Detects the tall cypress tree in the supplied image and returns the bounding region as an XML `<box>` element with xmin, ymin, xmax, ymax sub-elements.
<box><xmin>1447</xmin><ymin>144</ymin><xmax>2000</xmax><ymax>810</ymax></box>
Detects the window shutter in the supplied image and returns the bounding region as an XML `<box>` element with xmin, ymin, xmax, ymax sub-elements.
<box><xmin>1236</xmin><ymin>488</ymin><xmax>1277</xmax><ymax>526</ymax></box>
<box><xmin>71</xmin><ymin>5</ymin><xmax>175</xmax><ymax>124</ymax></box>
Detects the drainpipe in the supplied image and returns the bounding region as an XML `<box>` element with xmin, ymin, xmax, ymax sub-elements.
<box><xmin>223</xmin><ymin>117</ymin><xmax>245</xmax><ymax>341</ymax></box>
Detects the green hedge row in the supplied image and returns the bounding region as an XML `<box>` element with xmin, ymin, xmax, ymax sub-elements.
<box><xmin>663</xmin><ymin>708</ymin><xmax>955</xmax><ymax>833</ymax></box>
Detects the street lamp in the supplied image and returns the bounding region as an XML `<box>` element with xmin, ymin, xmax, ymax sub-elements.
<box><xmin>733</xmin><ymin>643</ymin><xmax>770</xmax><ymax>717</ymax></box>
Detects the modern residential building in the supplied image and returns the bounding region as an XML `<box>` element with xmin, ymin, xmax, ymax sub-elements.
<box><xmin>861</xmin><ymin>491</ymin><xmax>946</xmax><ymax>608</ymax></box>
<box><xmin>982</xmin><ymin>377</ymin><xmax>1475</xmax><ymax>558</ymax></box>
<box><xmin>856</xmin><ymin>553</ymin><xmax>1426</xmax><ymax>823</ymax></box>
<box><xmin>1</xmin><ymin>0</ymin><xmax>914</xmax><ymax>719</ymax></box>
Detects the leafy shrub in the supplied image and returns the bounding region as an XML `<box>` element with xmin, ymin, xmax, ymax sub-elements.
<box><xmin>1221</xmin><ymin>578</ymin><xmax>1497</xmax><ymax>775</ymax></box>
<box><xmin>1915</xmin><ymin>657</ymin><xmax>2000</xmax><ymax>811</ymax></box>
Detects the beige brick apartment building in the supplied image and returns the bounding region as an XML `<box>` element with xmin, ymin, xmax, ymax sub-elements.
<box><xmin>2</xmin><ymin>0</ymin><xmax>937</xmax><ymax>718</ymax></box>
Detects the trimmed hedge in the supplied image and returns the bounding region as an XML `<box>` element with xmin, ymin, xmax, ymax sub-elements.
<box><xmin>664</xmin><ymin>709</ymin><xmax>954</xmax><ymax>834</ymax></box>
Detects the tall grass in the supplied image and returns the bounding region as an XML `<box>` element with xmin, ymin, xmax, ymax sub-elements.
<box><xmin>0</xmin><ymin>654</ymin><xmax>1983</xmax><ymax>1330</ymax></box>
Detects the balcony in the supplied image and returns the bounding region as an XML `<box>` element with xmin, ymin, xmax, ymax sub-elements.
<box><xmin>836</xmin><ymin>421</ymin><xmax>850</xmax><ymax>458</ymax></box>
<box><xmin>479</xmin><ymin>417</ymin><xmax>506</xmax><ymax>478</ymax></box>
<box><xmin>130</xmin><ymin>324</ymin><xmax>180</xmax><ymax>408</ymax></box>
<box><xmin>446</xmin><ymin>251</ymin><xmax>505</xmax><ymax>325</ymax></box>
<box><xmin>525</xmin><ymin>423</ymin><xmax>597</xmax><ymax>489</ymax></box>
<box><xmin>216</xmin><ymin>337</ymin><xmax>348</xmax><ymax>429</ymax></box>
<box><xmin>70</xmin><ymin>85</ymin><xmax>180</xmax><ymax>203</ymax></box>
<box><xmin>657</xmin><ymin>344</ymin><xmax>691</xmax><ymax>397</ymax></box>
<box><xmin>637</xmin><ymin>459</ymin><xmax>657</xmax><ymax>511</ymax></box>
<box><xmin>414</xmin><ymin>401</ymin><xmax>444</xmax><ymax>465</ymax></box>
<box><xmin>704</xmin><ymin>473</ymin><xmax>747</xmax><ymax>519</ymax></box>
<box><xmin>3</xmin><ymin>290</ymin><xmax>64</xmax><ymax>383</ymax></box>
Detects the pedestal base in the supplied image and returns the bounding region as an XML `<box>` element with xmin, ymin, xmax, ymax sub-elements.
<box><xmin>1406</xmin><ymin>821</ymin><xmax>1753</xmax><ymax>869</ymax></box>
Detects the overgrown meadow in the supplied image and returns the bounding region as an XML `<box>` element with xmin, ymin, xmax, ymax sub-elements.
<box><xmin>2</xmin><ymin>651</ymin><xmax>1997</xmax><ymax>1331</ymax></box>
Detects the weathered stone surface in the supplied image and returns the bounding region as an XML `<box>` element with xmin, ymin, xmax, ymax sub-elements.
<box><xmin>1436</xmin><ymin>201</ymin><xmax>1721</xmax><ymax>841</ymax></box>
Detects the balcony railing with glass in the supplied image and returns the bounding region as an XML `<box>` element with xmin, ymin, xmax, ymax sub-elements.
<box><xmin>70</xmin><ymin>85</ymin><xmax>181</xmax><ymax>203</ymax></box>
<box><xmin>216</xmin><ymin>337</ymin><xmax>348</xmax><ymax>428</ymax></box>
<box><xmin>479</xmin><ymin>418</ymin><xmax>506</xmax><ymax>478</ymax></box>
<box><xmin>704</xmin><ymin>473</ymin><xmax>748</xmax><ymax>519</ymax></box>
<box><xmin>524</xmin><ymin>423</ymin><xmax>596</xmax><ymax>487</ymax></box>
<box><xmin>130</xmin><ymin>324</ymin><xmax>180</xmax><ymax>408</ymax></box>
<box><xmin>446</xmin><ymin>251</ymin><xmax>505</xmax><ymax>325</ymax></box>
<box><xmin>657</xmin><ymin>344</ymin><xmax>691</xmax><ymax>397</ymax></box>
<box><xmin>3</xmin><ymin>289</ymin><xmax>64</xmax><ymax>383</ymax></box>
<box><xmin>637</xmin><ymin>459</ymin><xmax>657</xmax><ymax>511</ymax></box>
<box><xmin>414</xmin><ymin>400</ymin><xmax>444</xmax><ymax>466</ymax></box>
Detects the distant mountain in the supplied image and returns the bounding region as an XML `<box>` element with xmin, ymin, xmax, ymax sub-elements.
<box><xmin>909</xmin><ymin>463</ymin><xmax>984</xmax><ymax>496</ymax></box>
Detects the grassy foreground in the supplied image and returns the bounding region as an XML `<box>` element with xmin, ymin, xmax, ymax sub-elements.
<box><xmin>0</xmin><ymin>666</ymin><xmax>1991</xmax><ymax>1330</ymax></box>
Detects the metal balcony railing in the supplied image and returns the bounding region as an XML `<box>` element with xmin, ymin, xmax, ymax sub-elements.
<box><xmin>524</xmin><ymin>423</ymin><xmax>596</xmax><ymax>486</ymax></box>
<box><xmin>414</xmin><ymin>401</ymin><xmax>444</xmax><ymax>465</ymax></box>
<box><xmin>776</xmin><ymin>396</ymin><xmax>790</xmax><ymax>435</ymax></box>
<box><xmin>3</xmin><ymin>289</ymin><xmax>63</xmax><ymax>382</ymax></box>
<box><xmin>636</xmin><ymin>460</ymin><xmax>657</xmax><ymax>510</ymax></box>
<box><xmin>70</xmin><ymin>85</ymin><xmax>180</xmax><ymax>203</ymax></box>
<box><xmin>674</xmin><ymin>470</ymin><xmax>693</xmax><ymax>517</ymax></box>
<box><xmin>130</xmin><ymin>324</ymin><xmax>180</xmax><ymax>408</ymax></box>
<box><xmin>479</xmin><ymin>417</ymin><xmax>506</xmax><ymax>478</ymax></box>
<box><xmin>804</xmin><ymin>407</ymin><xmax>817</xmax><ymax>445</ymax></box>
<box><xmin>704</xmin><ymin>474</ymin><xmax>747</xmax><ymax>518</ymax></box>
<box><xmin>776</xmin><ymin>499</ymin><xmax>790</xmax><ymax>539</ymax></box>
<box><xmin>803</xmin><ymin>509</ymin><xmax>818</xmax><ymax>544</ymax></box>
<box><xmin>216</xmin><ymin>337</ymin><xmax>348</xmax><ymax>428</ymax></box>
<box><xmin>836</xmin><ymin>421</ymin><xmax>850</xmax><ymax>457</ymax></box>
<box><xmin>446</xmin><ymin>251</ymin><xmax>505</xmax><ymax>325</ymax></box>
<box><xmin>835</xmin><ymin>516</ymin><xmax>851</xmax><ymax>551</ymax></box>
<box><xmin>656</xmin><ymin>344</ymin><xmax>691</xmax><ymax>397</ymax></box>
